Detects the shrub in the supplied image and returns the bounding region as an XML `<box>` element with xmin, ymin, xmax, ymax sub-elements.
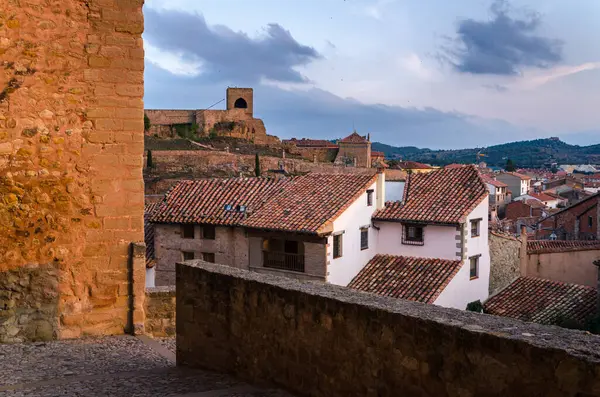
<box><xmin>466</xmin><ymin>300</ymin><xmax>484</xmax><ymax>313</ymax></box>
<box><xmin>144</xmin><ymin>113</ymin><xmax>151</xmax><ymax>131</ymax></box>
<box><xmin>255</xmin><ymin>153</ymin><xmax>261</xmax><ymax>177</ymax></box>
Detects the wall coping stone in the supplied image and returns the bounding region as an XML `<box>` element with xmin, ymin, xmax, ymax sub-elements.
<box><xmin>179</xmin><ymin>260</ymin><xmax>600</xmax><ymax>363</ymax></box>
<box><xmin>146</xmin><ymin>286</ymin><xmax>176</xmax><ymax>297</ymax></box>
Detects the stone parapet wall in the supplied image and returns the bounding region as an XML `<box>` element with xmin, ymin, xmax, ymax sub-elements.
<box><xmin>144</xmin><ymin>286</ymin><xmax>176</xmax><ymax>337</ymax></box>
<box><xmin>1</xmin><ymin>0</ymin><xmax>145</xmax><ymax>341</ymax></box>
<box><xmin>177</xmin><ymin>261</ymin><xmax>600</xmax><ymax>397</ymax></box>
<box><xmin>489</xmin><ymin>232</ymin><xmax>521</xmax><ymax>295</ymax></box>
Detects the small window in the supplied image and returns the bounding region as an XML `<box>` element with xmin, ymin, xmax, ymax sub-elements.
<box><xmin>202</xmin><ymin>252</ymin><xmax>215</xmax><ymax>263</ymax></box>
<box><xmin>403</xmin><ymin>224</ymin><xmax>424</xmax><ymax>245</ymax></box>
<box><xmin>360</xmin><ymin>228</ymin><xmax>369</xmax><ymax>250</ymax></box>
<box><xmin>367</xmin><ymin>190</ymin><xmax>374</xmax><ymax>206</ymax></box>
<box><xmin>471</xmin><ymin>219</ymin><xmax>481</xmax><ymax>237</ymax></box>
<box><xmin>202</xmin><ymin>225</ymin><xmax>216</xmax><ymax>240</ymax></box>
<box><xmin>333</xmin><ymin>234</ymin><xmax>343</xmax><ymax>259</ymax></box>
<box><xmin>181</xmin><ymin>224</ymin><xmax>195</xmax><ymax>239</ymax></box>
<box><xmin>182</xmin><ymin>251</ymin><xmax>194</xmax><ymax>261</ymax></box>
<box><xmin>589</xmin><ymin>216</ymin><xmax>593</xmax><ymax>229</ymax></box>
<box><xmin>469</xmin><ymin>256</ymin><xmax>479</xmax><ymax>279</ymax></box>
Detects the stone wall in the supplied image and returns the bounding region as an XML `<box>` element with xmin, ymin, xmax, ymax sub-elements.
<box><xmin>177</xmin><ymin>261</ymin><xmax>600</xmax><ymax>397</ymax></box>
<box><xmin>0</xmin><ymin>0</ymin><xmax>145</xmax><ymax>341</ymax></box>
<box><xmin>144</xmin><ymin>286</ymin><xmax>176</xmax><ymax>338</ymax></box>
<box><xmin>144</xmin><ymin>150</ymin><xmax>402</xmax><ymax>194</ymax></box>
<box><xmin>337</xmin><ymin>142</ymin><xmax>371</xmax><ymax>168</ymax></box>
<box><xmin>488</xmin><ymin>232</ymin><xmax>521</xmax><ymax>295</ymax></box>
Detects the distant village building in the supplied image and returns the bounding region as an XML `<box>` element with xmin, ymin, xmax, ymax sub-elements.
<box><xmin>392</xmin><ymin>161</ymin><xmax>436</xmax><ymax>174</ymax></box>
<box><xmin>496</xmin><ymin>172</ymin><xmax>531</xmax><ymax>198</ymax></box>
<box><xmin>482</xmin><ymin>175</ymin><xmax>508</xmax><ymax>214</ymax></box>
<box><xmin>145</xmin><ymin>87</ymin><xmax>279</xmax><ymax>145</ymax></box>
<box><xmin>537</xmin><ymin>193</ymin><xmax>600</xmax><ymax>241</ymax></box>
<box><xmin>334</xmin><ymin>131</ymin><xmax>372</xmax><ymax>168</ymax></box>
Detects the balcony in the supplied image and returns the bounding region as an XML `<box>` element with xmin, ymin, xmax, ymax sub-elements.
<box><xmin>263</xmin><ymin>251</ymin><xmax>305</xmax><ymax>273</ymax></box>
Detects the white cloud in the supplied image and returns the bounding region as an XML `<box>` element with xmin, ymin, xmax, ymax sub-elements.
<box><xmin>364</xmin><ymin>0</ymin><xmax>396</xmax><ymax>20</ymax></box>
<box><xmin>398</xmin><ymin>53</ymin><xmax>440</xmax><ymax>81</ymax></box>
<box><xmin>143</xmin><ymin>42</ymin><xmax>203</xmax><ymax>77</ymax></box>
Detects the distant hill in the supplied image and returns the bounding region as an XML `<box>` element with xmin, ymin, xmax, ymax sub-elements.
<box><xmin>372</xmin><ymin>138</ymin><xmax>600</xmax><ymax>168</ymax></box>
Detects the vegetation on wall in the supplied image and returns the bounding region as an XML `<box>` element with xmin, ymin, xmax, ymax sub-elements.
<box><xmin>173</xmin><ymin>123</ymin><xmax>201</xmax><ymax>140</ymax></box>
<box><xmin>147</xmin><ymin>150</ymin><xmax>154</xmax><ymax>168</ymax></box>
<box><xmin>144</xmin><ymin>113</ymin><xmax>151</xmax><ymax>132</ymax></box>
<box><xmin>466</xmin><ymin>300</ymin><xmax>484</xmax><ymax>313</ymax></box>
<box><xmin>255</xmin><ymin>153</ymin><xmax>261</xmax><ymax>177</ymax></box>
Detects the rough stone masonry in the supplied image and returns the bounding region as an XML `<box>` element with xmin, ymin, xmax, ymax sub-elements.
<box><xmin>0</xmin><ymin>0</ymin><xmax>145</xmax><ymax>342</ymax></box>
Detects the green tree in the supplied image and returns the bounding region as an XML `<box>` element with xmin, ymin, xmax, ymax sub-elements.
<box><xmin>466</xmin><ymin>300</ymin><xmax>484</xmax><ymax>313</ymax></box>
<box><xmin>147</xmin><ymin>150</ymin><xmax>153</xmax><ymax>169</ymax></box>
<box><xmin>144</xmin><ymin>113</ymin><xmax>151</xmax><ymax>131</ymax></box>
<box><xmin>505</xmin><ymin>158</ymin><xmax>516</xmax><ymax>172</ymax></box>
<box><xmin>550</xmin><ymin>165</ymin><xmax>558</xmax><ymax>174</ymax></box>
<box><xmin>255</xmin><ymin>153</ymin><xmax>261</xmax><ymax>177</ymax></box>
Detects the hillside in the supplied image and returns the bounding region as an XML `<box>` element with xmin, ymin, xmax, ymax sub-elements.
<box><xmin>372</xmin><ymin>138</ymin><xmax>600</xmax><ymax>168</ymax></box>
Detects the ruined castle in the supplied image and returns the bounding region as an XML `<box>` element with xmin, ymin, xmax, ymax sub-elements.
<box><xmin>145</xmin><ymin>87</ymin><xmax>278</xmax><ymax>145</ymax></box>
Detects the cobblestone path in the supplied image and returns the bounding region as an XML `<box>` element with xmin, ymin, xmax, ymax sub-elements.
<box><xmin>0</xmin><ymin>335</ymin><xmax>293</xmax><ymax>397</ymax></box>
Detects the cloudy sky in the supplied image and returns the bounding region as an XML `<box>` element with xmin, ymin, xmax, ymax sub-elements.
<box><xmin>143</xmin><ymin>0</ymin><xmax>600</xmax><ymax>149</ymax></box>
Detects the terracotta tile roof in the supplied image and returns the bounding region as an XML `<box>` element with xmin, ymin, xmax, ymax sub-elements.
<box><xmin>523</xmin><ymin>199</ymin><xmax>546</xmax><ymax>209</ymax></box>
<box><xmin>145</xmin><ymin>202</ymin><xmax>160</xmax><ymax>268</ymax></box>
<box><xmin>527</xmin><ymin>240</ymin><xmax>600</xmax><ymax>254</ymax></box>
<box><xmin>371</xmin><ymin>151</ymin><xmax>385</xmax><ymax>157</ymax></box>
<box><xmin>484</xmin><ymin>277</ymin><xmax>597</xmax><ymax>325</ymax></box>
<box><xmin>348</xmin><ymin>254</ymin><xmax>462</xmax><ymax>303</ymax></box>
<box><xmin>395</xmin><ymin>161</ymin><xmax>432</xmax><ymax>170</ymax></box>
<box><xmin>502</xmin><ymin>172</ymin><xmax>532</xmax><ymax>180</ymax></box>
<box><xmin>482</xmin><ymin>175</ymin><xmax>507</xmax><ymax>188</ymax></box>
<box><xmin>530</xmin><ymin>192</ymin><xmax>557</xmax><ymax>202</ymax></box>
<box><xmin>445</xmin><ymin>163</ymin><xmax>465</xmax><ymax>169</ymax></box>
<box><xmin>150</xmin><ymin>178</ymin><xmax>291</xmax><ymax>226</ymax></box>
<box><xmin>373</xmin><ymin>165</ymin><xmax>488</xmax><ymax>225</ymax></box>
<box><xmin>339</xmin><ymin>132</ymin><xmax>369</xmax><ymax>144</ymax></box>
<box><xmin>244</xmin><ymin>173</ymin><xmax>378</xmax><ymax>235</ymax></box>
<box><xmin>283</xmin><ymin>138</ymin><xmax>338</xmax><ymax>148</ymax></box>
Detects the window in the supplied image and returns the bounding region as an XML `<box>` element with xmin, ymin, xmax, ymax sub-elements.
<box><xmin>202</xmin><ymin>252</ymin><xmax>215</xmax><ymax>263</ymax></box>
<box><xmin>402</xmin><ymin>224</ymin><xmax>424</xmax><ymax>245</ymax></box>
<box><xmin>367</xmin><ymin>190</ymin><xmax>374</xmax><ymax>206</ymax></box>
<box><xmin>589</xmin><ymin>216</ymin><xmax>594</xmax><ymax>229</ymax></box>
<box><xmin>333</xmin><ymin>233</ymin><xmax>343</xmax><ymax>259</ymax></box>
<box><xmin>470</xmin><ymin>219</ymin><xmax>481</xmax><ymax>237</ymax></box>
<box><xmin>360</xmin><ymin>227</ymin><xmax>369</xmax><ymax>250</ymax></box>
<box><xmin>181</xmin><ymin>224</ymin><xmax>195</xmax><ymax>239</ymax></box>
<box><xmin>182</xmin><ymin>251</ymin><xmax>194</xmax><ymax>261</ymax></box>
<box><xmin>469</xmin><ymin>256</ymin><xmax>479</xmax><ymax>279</ymax></box>
<box><xmin>202</xmin><ymin>225</ymin><xmax>216</xmax><ymax>240</ymax></box>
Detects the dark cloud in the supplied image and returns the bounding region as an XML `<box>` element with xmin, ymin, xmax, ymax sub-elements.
<box><xmin>442</xmin><ymin>0</ymin><xmax>562</xmax><ymax>75</ymax></box>
<box><xmin>144</xmin><ymin>61</ymin><xmax>532</xmax><ymax>149</ymax></box>
<box><xmin>143</xmin><ymin>8</ymin><xmax>321</xmax><ymax>84</ymax></box>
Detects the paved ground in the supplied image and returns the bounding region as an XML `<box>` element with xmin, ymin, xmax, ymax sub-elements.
<box><xmin>0</xmin><ymin>335</ymin><xmax>294</xmax><ymax>396</ymax></box>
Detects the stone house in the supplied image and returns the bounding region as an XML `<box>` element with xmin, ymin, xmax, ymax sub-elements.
<box><xmin>536</xmin><ymin>193</ymin><xmax>600</xmax><ymax>241</ymax></box>
<box><xmin>482</xmin><ymin>175</ymin><xmax>508</xmax><ymax>215</ymax></box>
<box><xmin>496</xmin><ymin>172</ymin><xmax>531</xmax><ymax>198</ymax></box>
<box><xmin>150</xmin><ymin>172</ymin><xmax>384</xmax><ymax>286</ymax></box>
<box><xmin>334</xmin><ymin>131</ymin><xmax>372</xmax><ymax>168</ymax></box>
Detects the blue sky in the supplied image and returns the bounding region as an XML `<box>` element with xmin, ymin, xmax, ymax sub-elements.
<box><xmin>143</xmin><ymin>0</ymin><xmax>600</xmax><ymax>149</ymax></box>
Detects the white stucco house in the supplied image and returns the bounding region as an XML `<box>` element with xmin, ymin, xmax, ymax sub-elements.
<box><xmin>148</xmin><ymin>165</ymin><xmax>490</xmax><ymax>311</ymax></box>
<box><xmin>349</xmin><ymin>164</ymin><xmax>490</xmax><ymax>310</ymax></box>
<box><xmin>496</xmin><ymin>172</ymin><xmax>531</xmax><ymax>198</ymax></box>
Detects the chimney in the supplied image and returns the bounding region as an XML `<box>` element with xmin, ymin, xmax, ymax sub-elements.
<box><xmin>519</xmin><ymin>224</ymin><xmax>528</xmax><ymax>276</ymax></box>
<box><xmin>367</xmin><ymin>133</ymin><xmax>371</xmax><ymax>142</ymax></box>
<box><xmin>376</xmin><ymin>168</ymin><xmax>386</xmax><ymax>210</ymax></box>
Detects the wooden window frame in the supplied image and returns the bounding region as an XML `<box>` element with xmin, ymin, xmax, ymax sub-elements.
<box><xmin>182</xmin><ymin>251</ymin><xmax>195</xmax><ymax>261</ymax></box>
<box><xmin>360</xmin><ymin>227</ymin><xmax>369</xmax><ymax>250</ymax></box>
<box><xmin>470</xmin><ymin>218</ymin><xmax>482</xmax><ymax>238</ymax></box>
<box><xmin>181</xmin><ymin>224</ymin><xmax>195</xmax><ymax>239</ymax></box>
<box><xmin>202</xmin><ymin>225</ymin><xmax>216</xmax><ymax>240</ymax></box>
<box><xmin>402</xmin><ymin>224</ymin><xmax>424</xmax><ymax>246</ymax></box>
<box><xmin>469</xmin><ymin>255</ymin><xmax>480</xmax><ymax>280</ymax></box>
<box><xmin>202</xmin><ymin>252</ymin><xmax>215</xmax><ymax>263</ymax></box>
<box><xmin>333</xmin><ymin>233</ymin><xmax>343</xmax><ymax>259</ymax></box>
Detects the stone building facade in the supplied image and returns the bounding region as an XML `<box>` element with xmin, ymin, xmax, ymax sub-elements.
<box><xmin>145</xmin><ymin>87</ymin><xmax>278</xmax><ymax>145</ymax></box>
<box><xmin>0</xmin><ymin>0</ymin><xmax>145</xmax><ymax>342</ymax></box>
<box><xmin>335</xmin><ymin>132</ymin><xmax>372</xmax><ymax>168</ymax></box>
<box><xmin>538</xmin><ymin>193</ymin><xmax>600</xmax><ymax>240</ymax></box>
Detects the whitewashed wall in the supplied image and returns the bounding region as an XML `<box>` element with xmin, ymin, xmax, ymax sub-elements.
<box><xmin>327</xmin><ymin>181</ymin><xmax>379</xmax><ymax>286</ymax></box>
<box><xmin>375</xmin><ymin>222</ymin><xmax>459</xmax><ymax>260</ymax></box>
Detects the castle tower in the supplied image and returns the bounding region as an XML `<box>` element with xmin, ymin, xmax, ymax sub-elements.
<box><xmin>227</xmin><ymin>87</ymin><xmax>254</xmax><ymax>116</ymax></box>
